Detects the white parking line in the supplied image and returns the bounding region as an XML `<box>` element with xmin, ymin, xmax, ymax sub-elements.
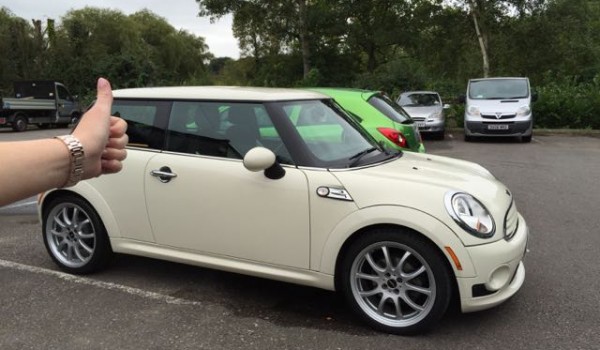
<box><xmin>0</xmin><ymin>259</ymin><xmax>202</xmax><ymax>306</ymax></box>
<box><xmin>2</xmin><ymin>200</ymin><xmax>36</xmax><ymax>209</ymax></box>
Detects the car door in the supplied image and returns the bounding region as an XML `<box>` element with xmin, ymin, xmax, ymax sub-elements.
<box><xmin>144</xmin><ymin>101</ymin><xmax>311</xmax><ymax>269</ymax></box>
<box><xmin>55</xmin><ymin>84</ymin><xmax>75</xmax><ymax>121</ymax></box>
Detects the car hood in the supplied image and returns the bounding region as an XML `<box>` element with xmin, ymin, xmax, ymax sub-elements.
<box><xmin>332</xmin><ymin>152</ymin><xmax>513</xmax><ymax>244</ymax></box>
<box><xmin>468</xmin><ymin>98</ymin><xmax>530</xmax><ymax>114</ymax></box>
<box><xmin>402</xmin><ymin>106</ymin><xmax>441</xmax><ymax>119</ymax></box>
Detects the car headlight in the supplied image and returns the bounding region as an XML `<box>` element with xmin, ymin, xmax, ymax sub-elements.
<box><xmin>516</xmin><ymin>106</ymin><xmax>531</xmax><ymax>117</ymax></box>
<box><xmin>428</xmin><ymin>111</ymin><xmax>443</xmax><ymax>120</ymax></box>
<box><xmin>467</xmin><ymin>106</ymin><xmax>481</xmax><ymax>117</ymax></box>
<box><xmin>445</xmin><ymin>191</ymin><xmax>495</xmax><ymax>238</ymax></box>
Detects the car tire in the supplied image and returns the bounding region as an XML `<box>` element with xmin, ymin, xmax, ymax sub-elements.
<box><xmin>436</xmin><ymin>131</ymin><xmax>445</xmax><ymax>140</ymax></box>
<box><xmin>521</xmin><ymin>135</ymin><xmax>532</xmax><ymax>143</ymax></box>
<box><xmin>338</xmin><ymin>228</ymin><xmax>452</xmax><ymax>335</ymax></box>
<box><xmin>464</xmin><ymin>134</ymin><xmax>473</xmax><ymax>142</ymax></box>
<box><xmin>12</xmin><ymin>114</ymin><xmax>27</xmax><ymax>132</ymax></box>
<box><xmin>42</xmin><ymin>194</ymin><xmax>113</xmax><ymax>274</ymax></box>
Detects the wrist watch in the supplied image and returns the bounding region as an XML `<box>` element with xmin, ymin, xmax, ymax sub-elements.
<box><xmin>55</xmin><ymin>135</ymin><xmax>85</xmax><ymax>187</ymax></box>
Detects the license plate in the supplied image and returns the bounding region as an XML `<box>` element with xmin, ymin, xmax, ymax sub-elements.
<box><xmin>487</xmin><ymin>124</ymin><xmax>509</xmax><ymax>130</ymax></box>
<box><xmin>416</xmin><ymin>122</ymin><xmax>425</xmax><ymax>128</ymax></box>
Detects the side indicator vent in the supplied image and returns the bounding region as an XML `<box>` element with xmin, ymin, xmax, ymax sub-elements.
<box><xmin>317</xmin><ymin>187</ymin><xmax>353</xmax><ymax>201</ymax></box>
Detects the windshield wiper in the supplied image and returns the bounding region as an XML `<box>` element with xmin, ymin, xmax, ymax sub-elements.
<box><xmin>348</xmin><ymin>147</ymin><xmax>378</xmax><ymax>167</ymax></box>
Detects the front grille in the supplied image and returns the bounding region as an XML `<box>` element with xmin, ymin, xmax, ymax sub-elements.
<box><xmin>504</xmin><ymin>200</ymin><xmax>519</xmax><ymax>240</ymax></box>
<box><xmin>482</xmin><ymin>114</ymin><xmax>516</xmax><ymax>119</ymax></box>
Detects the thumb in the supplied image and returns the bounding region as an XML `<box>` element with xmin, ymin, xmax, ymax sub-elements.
<box><xmin>91</xmin><ymin>77</ymin><xmax>113</xmax><ymax>117</ymax></box>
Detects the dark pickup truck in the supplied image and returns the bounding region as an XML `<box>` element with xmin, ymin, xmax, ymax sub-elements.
<box><xmin>0</xmin><ymin>81</ymin><xmax>82</xmax><ymax>132</ymax></box>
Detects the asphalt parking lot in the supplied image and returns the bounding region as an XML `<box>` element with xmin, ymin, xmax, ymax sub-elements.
<box><xmin>1</xmin><ymin>128</ymin><xmax>599</xmax><ymax>349</ymax></box>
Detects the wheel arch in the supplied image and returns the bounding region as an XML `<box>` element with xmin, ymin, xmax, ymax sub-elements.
<box><xmin>318</xmin><ymin>205</ymin><xmax>475</xmax><ymax>288</ymax></box>
<box><xmin>40</xmin><ymin>185</ymin><xmax>122</xmax><ymax>239</ymax></box>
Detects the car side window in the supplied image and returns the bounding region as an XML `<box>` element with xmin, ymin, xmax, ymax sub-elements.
<box><xmin>112</xmin><ymin>99</ymin><xmax>169</xmax><ymax>150</ymax></box>
<box><xmin>224</xmin><ymin>103</ymin><xmax>294</xmax><ymax>162</ymax></box>
<box><xmin>166</xmin><ymin>101</ymin><xmax>234</xmax><ymax>157</ymax></box>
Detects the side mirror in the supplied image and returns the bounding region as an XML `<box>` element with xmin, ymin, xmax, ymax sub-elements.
<box><xmin>457</xmin><ymin>95</ymin><xmax>466</xmax><ymax>104</ymax></box>
<box><xmin>531</xmin><ymin>90</ymin><xmax>538</xmax><ymax>102</ymax></box>
<box><xmin>443</xmin><ymin>103</ymin><xmax>451</xmax><ymax>109</ymax></box>
<box><xmin>243</xmin><ymin>147</ymin><xmax>285</xmax><ymax>180</ymax></box>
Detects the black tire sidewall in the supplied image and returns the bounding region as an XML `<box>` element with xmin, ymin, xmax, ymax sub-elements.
<box><xmin>13</xmin><ymin>115</ymin><xmax>27</xmax><ymax>132</ymax></box>
<box><xmin>339</xmin><ymin>228</ymin><xmax>453</xmax><ymax>335</ymax></box>
<box><xmin>42</xmin><ymin>194</ymin><xmax>113</xmax><ymax>274</ymax></box>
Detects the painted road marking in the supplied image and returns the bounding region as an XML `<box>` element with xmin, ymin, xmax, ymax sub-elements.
<box><xmin>0</xmin><ymin>259</ymin><xmax>202</xmax><ymax>306</ymax></box>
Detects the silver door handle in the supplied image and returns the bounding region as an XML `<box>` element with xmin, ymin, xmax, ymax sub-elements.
<box><xmin>150</xmin><ymin>167</ymin><xmax>177</xmax><ymax>183</ymax></box>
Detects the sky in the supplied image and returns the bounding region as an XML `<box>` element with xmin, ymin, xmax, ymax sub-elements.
<box><xmin>0</xmin><ymin>0</ymin><xmax>240</xmax><ymax>58</ymax></box>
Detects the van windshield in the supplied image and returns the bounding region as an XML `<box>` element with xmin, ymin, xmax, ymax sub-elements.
<box><xmin>469</xmin><ymin>79</ymin><xmax>529</xmax><ymax>100</ymax></box>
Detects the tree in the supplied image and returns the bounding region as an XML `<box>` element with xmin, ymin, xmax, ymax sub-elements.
<box><xmin>197</xmin><ymin>0</ymin><xmax>316</xmax><ymax>78</ymax></box>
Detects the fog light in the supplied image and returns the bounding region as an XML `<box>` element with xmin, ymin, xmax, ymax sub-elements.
<box><xmin>485</xmin><ymin>265</ymin><xmax>510</xmax><ymax>291</ymax></box>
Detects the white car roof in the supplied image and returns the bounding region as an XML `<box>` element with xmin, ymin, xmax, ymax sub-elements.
<box><xmin>112</xmin><ymin>86</ymin><xmax>328</xmax><ymax>101</ymax></box>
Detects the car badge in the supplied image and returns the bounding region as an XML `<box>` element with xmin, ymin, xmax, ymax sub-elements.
<box><xmin>506</xmin><ymin>189</ymin><xmax>511</xmax><ymax>197</ymax></box>
<box><xmin>495</xmin><ymin>112</ymin><xmax>503</xmax><ymax>119</ymax></box>
<box><xmin>317</xmin><ymin>186</ymin><xmax>353</xmax><ymax>201</ymax></box>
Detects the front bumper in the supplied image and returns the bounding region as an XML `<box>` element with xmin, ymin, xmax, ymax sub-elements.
<box><xmin>465</xmin><ymin>119</ymin><xmax>532</xmax><ymax>137</ymax></box>
<box><xmin>458</xmin><ymin>213</ymin><xmax>529</xmax><ymax>313</ymax></box>
<box><xmin>417</xmin><ymin>119</ymin><xmax>445</xmax><ymax>133</ymax></box>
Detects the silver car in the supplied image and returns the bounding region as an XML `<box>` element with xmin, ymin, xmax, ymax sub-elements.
<box><xmin>397</xmin><ymin>91</ymin><xmax>448</xmax><ymax>140</ymax></box>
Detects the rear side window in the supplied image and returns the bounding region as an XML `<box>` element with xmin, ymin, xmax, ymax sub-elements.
<box><xmin>112</xmin><ymin>99</ymin><xmax>169</xmax><ymax>150</ymax></box>
<box><xmin>368</xmin><ymin>95</ymin><xmax>412</xmax><ymax>123</ymax></box>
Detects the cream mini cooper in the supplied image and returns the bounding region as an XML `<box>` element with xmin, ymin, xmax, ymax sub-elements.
<box><xmin>39</xmin><ymin>86</ymin><xmax>528</xmax><ymax>335</ymax></box>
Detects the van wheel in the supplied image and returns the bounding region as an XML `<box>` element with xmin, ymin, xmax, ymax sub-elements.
<box><xmin>12</xmin><ymin>115</ymin><xmax>27</xmax><ymax>132</ymax></box>
<box><xmin>71</xmin><ymin>113</ymin><xmax>81</xmax><ymax>125</ymax></box>
<box><xmin>339</xmin><ymin>228</ymin><xmax>452</xmax><ymax>335</ymax></box>
<box><xmin>521</xmin><ymin>135</ymin><xmax>532</xmax><ymax>143</ymax></box>
<box><xmin>42</xmin><ymin>194</ymin><xmax>113</xmax><ymax>274</ymax></box>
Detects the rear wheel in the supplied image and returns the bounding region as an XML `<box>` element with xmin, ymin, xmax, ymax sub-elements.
<box><xmin>339</xmin><ymin>228</ymin><xmax>452</xmax><ymax>335</ymax></box>
<box><xmin>42</xmin><ymin>194</ymin><xmax>113</xmax><ymax>274</ymax></box>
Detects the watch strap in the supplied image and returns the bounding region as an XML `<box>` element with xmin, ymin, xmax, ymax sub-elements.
<box><xmin>55</xmin><ymin>135</ymin><xmax>85</xmax><ymax>187</ymax></box>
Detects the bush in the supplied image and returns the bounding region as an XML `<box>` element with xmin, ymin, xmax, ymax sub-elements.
<box><xmin>534</xmin><ymin>76</ymin><xmax>600</xmax><ymax>129</ymax></box>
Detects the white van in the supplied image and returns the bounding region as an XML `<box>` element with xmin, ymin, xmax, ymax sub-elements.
<box><xmin>463</xmin><ymin>77</ymin><xmax>537</xmax><ymax>142</ymax></box>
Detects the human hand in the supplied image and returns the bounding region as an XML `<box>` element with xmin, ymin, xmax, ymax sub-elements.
<box><xmin>72</xmin><ymin>78</ymin><xmax>128</xmax><ymax>180</ymax></box>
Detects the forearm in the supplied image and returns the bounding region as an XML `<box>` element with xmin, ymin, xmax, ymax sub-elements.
<box><xmin>0</xmin><ymin>139</ymin><xmax>70</xmax><ymax>207</ymax></box>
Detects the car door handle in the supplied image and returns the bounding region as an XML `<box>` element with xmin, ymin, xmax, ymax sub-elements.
<box><xmin>150</xmin><ymin>166</ymin><xmax>177</xmax><ymax>183</ymax></box>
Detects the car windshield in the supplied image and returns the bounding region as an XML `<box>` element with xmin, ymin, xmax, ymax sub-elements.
<box><xmin>469</xmin><ymin>79</ymin><xmax>529</xmax><ymax>99</ymax></box>
<box><xmin>269</xmin><ymin>99</ymin><xmax>398</xmax><ymax>168</ymax></box>
<box><xmin>368</xmin><ymin>94</ymin><xmax>412</xmax><ymax>123</ymax></box>
<box><xmin>399</xmin><ymin>93</ymin><xmax>441</xmax><ymax>107</ymax></box>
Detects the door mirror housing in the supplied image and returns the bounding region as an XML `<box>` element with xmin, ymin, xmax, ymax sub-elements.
<box><xmin>243</xmin><ymin>147</ymin><xmax>285</xmax><ymax>180</ymax></box>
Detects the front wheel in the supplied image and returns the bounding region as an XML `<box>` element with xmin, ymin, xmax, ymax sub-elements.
<box><xmin>339</xmin><ymin>228</ymin><xmax>452</xmax><ymax>335</ymax></box>
<box><xmin>42</xmin><ymin>194</ymin><xmax>113</xmax><ymax>274</ymax></box>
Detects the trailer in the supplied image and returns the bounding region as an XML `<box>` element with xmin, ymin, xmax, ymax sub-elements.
<box><xmin>0</xmin><ymin>81</ymin><xmax>82</xmax><ymax>132</ymax></box>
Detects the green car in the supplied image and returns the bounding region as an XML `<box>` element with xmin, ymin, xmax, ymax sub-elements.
<box><xmin>309</xmin><ymin>88</ymin><xmax>425</xmax><ymax>153</ymax></box>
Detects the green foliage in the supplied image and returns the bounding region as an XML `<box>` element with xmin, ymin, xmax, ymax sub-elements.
<box><xmin>1</xmin><ymin>1</ymin><xmax>599</xmax><ymax>129</ymax></box>
<box><xmin>0</xmin><ymin>6</ymin><xmax>211</xmax><ymax>104</ymax></box>
<box><xmin>533</xmin><ymin>75</ymin><xmax>600</xmax><ymax>129</ymax></box>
